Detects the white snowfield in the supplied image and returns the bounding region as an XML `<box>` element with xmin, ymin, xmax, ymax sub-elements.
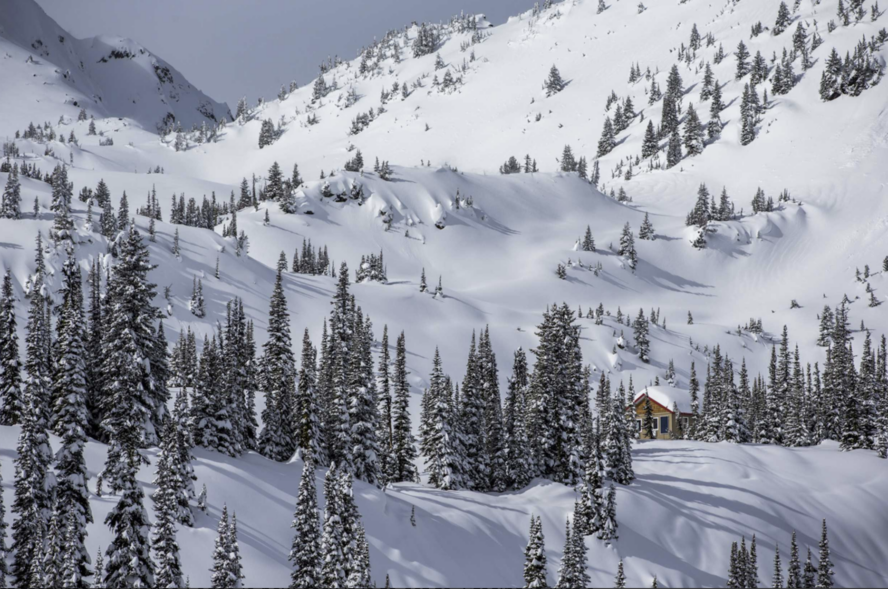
<box><xmin>1</xmin><ymin>428</ymin><xmax>885</xmax><ymax>588</ymax></box>
<box><xmin>1</xmin><ymin>0</ymin><xmax>888</xmax><ymax>585</ymax></box>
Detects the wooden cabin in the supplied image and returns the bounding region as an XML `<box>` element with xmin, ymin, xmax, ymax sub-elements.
<box><xmin>631</xmin><ymin>387</ymin><xmax>695</xmax><ymax>440</ymax></box>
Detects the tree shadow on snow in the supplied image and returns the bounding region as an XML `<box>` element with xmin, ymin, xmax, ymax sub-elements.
<box><xmin>634</xmin><ymin>259</ymin><xmax>713</xmax><ymax>295</ymax></box>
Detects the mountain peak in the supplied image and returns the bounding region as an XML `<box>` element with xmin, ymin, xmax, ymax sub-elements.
<box><xmin>0</xmin><ymin>0</ymin><xmax>230</xmax><ymax>134</ymax></box>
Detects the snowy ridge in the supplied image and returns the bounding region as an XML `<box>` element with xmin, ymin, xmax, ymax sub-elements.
<box><xmin>0</xmin><ymin>0</ymin><xmax>230</xmax><ymax>136</ymax></box>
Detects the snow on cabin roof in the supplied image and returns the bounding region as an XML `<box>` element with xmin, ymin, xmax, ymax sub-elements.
<box><xmin>632</xmin><ymin>386</ymin><xmax>692</xmax><ymax>415</ymax></box>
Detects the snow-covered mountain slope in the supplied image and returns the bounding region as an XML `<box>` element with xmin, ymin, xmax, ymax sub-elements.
<box><xmin>1</xmin><ymin>427</ymin><xmax>885</xmax><ymax>588</ymax></box>
<box><xmin>1</xmin><ymin>0</ymin><xmax>888</xmax><ymax>586</ymax></box>
<box><xmin>0</xmin><ymin>0</ymin><xmax>230</xmax><ymax>136</ymax></box>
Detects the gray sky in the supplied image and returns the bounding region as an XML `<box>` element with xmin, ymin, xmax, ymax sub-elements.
<box><xmin>35</xmin><ymin>0</ymin><xmax>536</xmax><ymax>109</ymax></box>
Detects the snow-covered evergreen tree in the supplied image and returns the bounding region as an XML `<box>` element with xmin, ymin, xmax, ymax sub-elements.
<box><xmin>619</xmin><ymin>223</ymin><xmax>638</xmax><ymax>270</ymax></box>
<box><xmin>735</xmin><ymin>41</ymin><xmax>751</xmax><ymax>79</ymax></box>
<box><xmin>683</xmin><ymin>103</ymin><xmax>704</xmax><ymax>156</ymax></box>
<box><xmin>523</xmin><ymin>515</ymin><xmax>548</xmax><ymax>589</ymax></box>
<box><xmin>51</xmin><ymin>255</ymin><xmax>93</xmax><ymax>586</ymax></box>
<box><xmin>100</xmin><ymin>225</ymin><xmax>165</xmax><ymax>490</ymax></box>
<box><xmin>375</xmin><ymin>325</ymin><xmax>395</xmax><ymax>485</ymax></box>
<box><xmin>545</xmin><ymin>65</ymin><xmax>565</xmax><ymax>97</ymax></box>
<box><xmin>615</xmin><ymin>560</ymin><xmax>627</xmax><ymax>588</ymax></box>
<box><xmin>638</xmin><ymin>213</ymin><xmax>654</xmax><ymax>240</ymax></box>
<box><xmin>598</xmin><ymin>484</ymin><xmax>619</xmax><ymax>543</ymax></box>
<box><xmin>641</xmin><ymin>121</ymin><xmax>659</xmax><ymax>158</ymax></box>
<box><xmin>740</xmin><ymin>83</ymin><xmax>757</xmax><ymax>146</ymax></box>
<box><xmin>503</xmin><ymin>348</ymin><xmax>532</xmax><ymax>489</ymax></box>
<box><xmin>597</xmin><ymin>118</ymin><xmax>616</xmax><ymax>157</ymax></box>
<box><xmin>555</xmin><ymin>516</ymin><xmax>578</xmax><ymax>589</ymax></box>
<box><xmin>818</xmin><ymin>520</ymin><xmax>833</xmax><ymax>589</ymax></box>
<box><xmin>478</xmin><ymin>327</ymin><xmax>506</xmax><ymax>491</ymax></box>
<box><xmin>227</xmin><ymin>513</ymin><xmax>245</xmax><ymax>588</ymax></box>
<box><xmin>633</xmin><ymin>310</ymin><xmax>651</xmax><ymax>364</ymax></box>
<box><xmin>290</xmin><ymin>459</ymin><xmax>321</xmax><ymax>589</ymax></box>
<box><xmin>189</xmin><ymin>277</ymin><xmax>205</xmax><ymax>318</ymax></box>
<box><xmin>319</xmin><ymin>465</ymin><xmax>347</xmax><ymax>587</ymax></box>
<box><xmin>391</xmin><ymin>331</ymin><xmax>418</xmax><ymax>483</ymax></box>
<box><xmin>103</xmin><ymin>450</ymin><xmax>155</xmax><ymax>588</ymax></box>
<box><xmin>527</xmin><ymin>304</ymin><xmax>584</xmax><ymax>486</ymax></box>
<box><xmin>12</xmin><ymin>238</ymin><xmax>55</xmax><ymax>589</ymax></box>
<box><xmin>295</xmin><ymin>329</ymin><xmax>323</xmax><ymax>465</ymax></box>
<box><xmin>0</xmin><ymin>462</ymin><xmax>7</xmax><ymax>588</ymax></box>
<box><xmin>773</xmin><ymin>1</ymin><xmax>792</xmax><ymax>35</ymax></box>
<box><xmin>211</xmin><ymin>504</ymin><xmax>236</xmax><ymax>589</ymax></box>
<box><xmin>12</xmin><ymin>395</ymin><xmax>54</xmax><ymax>589</ymax></box>
<box><xmin>152</xmin><ymin>422</ymin><xmax>184</xmax><ymax>589</ymax></box>
<box><xmin>666</xmin><ymin>126</ymin><xmax>683</xmax><ymax>168</ymax></box>
<box><xmin>1</xmin><ymin>165</ymin><xmax>22</xmax><ymax>219</ymax></box>
<box><xmin>0</xmin><ymin>269</ymin><xmax>24</xmax><ymax>425</ymax></box>
<box><xmin>50</xmin><ymin>164</ymin><xmax>74</xmax><ymax>238</ymax></box>
<box><xmin>258</xmin><ymin>119</ymin><xmax>276</xmax><ymax>148</ymax></box>
<box><xmin>420</xmin><ymin>348</ymin><xmax>465</xmax><ymax>490</ymax></box>
<box><xmin>460</xmin><ymin>332</ymin><xmax>486</xmax><ymax>490</ymax></box>
<box><xmin>259</xmin><ymin>265</ymin><xmax>296</xmax><ymax>462</ymax></box>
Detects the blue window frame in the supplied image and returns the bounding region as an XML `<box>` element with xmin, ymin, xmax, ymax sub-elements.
<box><xmin>660</xmin><ymin>416</ymin><xmax>669</xmax><ymax>434</ymax></box>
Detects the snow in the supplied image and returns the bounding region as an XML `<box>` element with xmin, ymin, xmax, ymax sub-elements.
<box><xmin>2</xmin><ymin>427</ymin><xmax>886</xmax><ymax>587</ymax></box>
<box><xmin>1</xmin><ymin>0</ymin><xmax>888</xmax><ymax>585</ymax></box>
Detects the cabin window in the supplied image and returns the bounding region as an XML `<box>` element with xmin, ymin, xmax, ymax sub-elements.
<box><xmin>636</xmin><ymin>419</ymin><xmax>642</xmax><ymax>431</ymax></box>
<box><xmin>660</xmin><ymin>416</ymin><xmax>669</xmax><ymax>434</ymax></box>
<box><xmin>681</xmin><ymin>417</ymin><xmax>689</xmax><ymax>431</ymax></box>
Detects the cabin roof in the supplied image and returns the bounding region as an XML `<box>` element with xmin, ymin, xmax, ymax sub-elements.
<box><xmin>632</xmin><ymin>386</ymin><xmax>693</xmax><ymax>415</ymax></box>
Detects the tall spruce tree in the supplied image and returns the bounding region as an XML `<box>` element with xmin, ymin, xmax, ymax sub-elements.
<box><xmin>1</xmin><ymin>164</ymin><xmax>22</xmax><ymax>219</ymax></box>
<box><xmin>391</xmin><ymin>332</ymin><xmax>417</xmax><ymax>482</ymax></box>
<box><xmin>460</xmin><ymin>332</ymin><xmax>486</xmax><ymax>490</ymax></box>
<box><xmin>103</xmin><ymin>449</ymin><xmax>155</xmax><ymax>588</ymax></box>
<box><xmin>51</xmin><ymin>255</ymin><xmax>93</xmax><ymax>587</ymax></box>
<box><xmin>787</xmin><ymin>531</ymin><xmax>801</xmax><ymax>588</ymax></box>
<box><xmin>152</xmin><ymin>422</ymin><xmax>184</xmax><ymax>589</ymax></box>
<box><xmin>0</xmin><ymin>462</ymin><xmax>7</xmax><ymax>588</ymax></box>
<box><xmin>50</xmin><ymin>164</ymin><xmax>74</xmax><ymax>238</ymax></box>
<box><xmin>191</xmin><ymin>335</ymin><xmax>236</xmax><ymax>455</ymax></box>
<box><xmin>290</xmin><ymin>459</ymin><xmax>321</xmax><ymax>589</ymax></box>
<box><xmin>619</xmin><ymin>223</ymin><xmax>638</xmax><ymax>270</ymax></box>
<box><xmin>503</xmin><ymin>348</ymin><xmax>533</xmax><ymax>489</ymax></box>
<box><xmin>348</xmin><ymin>309</ymin><xmax>380</xmax><ymax>485</ymax></box>
<box><xmin>259</xmin><ymin>265</ymin><xmax>296</xmax><ymax>462</ymax></box>
<box><xmin>578</xmin><ymin>420</ymin><xmax>605</xmax><ymax>536</ymax></box>
<box><xmin>319</xmin><ymin>465</ymin><xmax>347</xmax><ymax>587</ymax></box>
<box><xmin>227</xmin><ymin>514</ymin><xmax>245</xmax><ymax>588</ymax></box>
<box><xmin>325</xmin><ymin>264</ymin><xmax>354</xmax><ymax>473</ymax></box>
<box><xmin>296</xmin><ymin>329</ymin><xmax>323</xmax><ymax>464</ymax></box>
<box><xmin>0</xmin><ymin>269</ymin><xmax>24</xmax><ymax>425</ymax></box>
<box><xmin>376</xmin><ymin>326</ymin><xmax>395</xmax><ymax>484</ymax></box>
<box><xmin>597</xmin><ymin>118</ymin><xmax>616</xmax><ymax>157</ymax></box>
<box><xmin>420</xmin><ymin>348</ymin><xmax>465</xmax><ymax>490</ymax></box>
<box><xmin>598</xmin><ymin>484</ymin><xmax>619</xmax><ymax>543</ymax></box>
<box><xmin>527</xmin><ymin>304</ymin><xmax>584</xmax><ymax>485</ymax></box>
<box><xmin>523</xmin><ymin>515</ymin><xmax>548</xmax><ymax>589</ymax></box>
<box><xmin>773</xmin><ymin>544</ymin><xmax>784</xmax><ymax>589</ymax></box>
<box><xmin>615</xmin><ymin>560</ymin><xmax>627</xmax><ymax>588</ymax></box>
<box><xmin>817</xmin><ymin>520</ymin><xmax>833</xmax><ymax>589</ymax></box>
<box><xmin>12</xmin><ymin>236</ymin><xmax>55</xmax><ymax>589</ymax></box>
<box><xmin>100</xmin><ymin>225</ymin><xmax>164</xmax><ymax>491</ymax></box>
<box><xmin>12</xmin><ymin>395</ymin><xmax>54</xmax><ymax>589</ymax></box>
<box><xmin>479</xmin><ymin>327</ymin><xmax>506</xmax><ymax>491</ymax></box>
<box><xmin>211</xmin><ymin>505</ymin><xmax>233</xmax><ymax>589</ymax></box>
